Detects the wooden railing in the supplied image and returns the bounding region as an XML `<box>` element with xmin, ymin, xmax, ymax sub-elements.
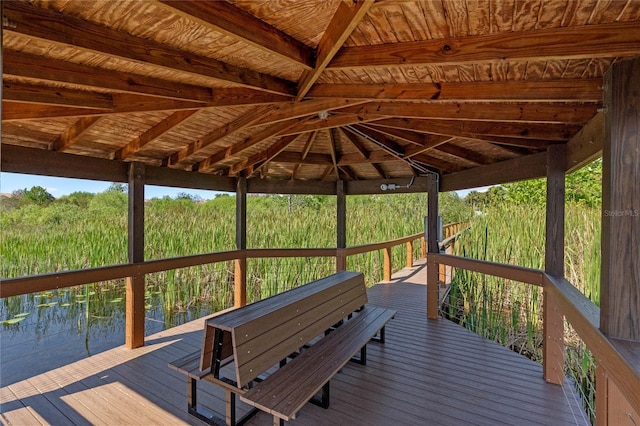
<box><xmin>0</xmin><ymin>222</ymin><xmax>465</xmax><ymax>300</ymax></box>
<box><xmin>430</xmin><ymin>253</ymin><xmax>640</xmax><ymax>422</ymax></box>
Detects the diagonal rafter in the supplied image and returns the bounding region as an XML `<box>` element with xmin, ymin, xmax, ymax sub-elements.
<box><xmin>296</xmin><ymin>0</ymin><xmax>375</xmax><ymax>100</ymax></box>
<box><xmin>343</xmin><ymin>125</ymin><xmax>426</xmax><ymax>175</ymax></box>
<box><xmin>195</xmin><ymin>118</ymin><xmax>308</xmax><ymax>172</ymax></box>
<box><xmin>165</xmin><ymin>105</ymin><xmax>274</xmax><ymax>167</ymax></box>
<box><xmin>3</xmin><ymin>1</ymin><xmax>295</xmax><ymax>96</ymax></box>
<box><xmin>115</xmin><ymin>110</ymin><xmax>199</xmax><ymax>160</ymax></box>
<box><xmin>328</xmin><ymin>128</ymin><xmax>342</xmax><ymax>180</ymax></box>
<box><xmin>339</xmin><ymin>127</ymin><xmax>388</xmax><ymax>179</ymax></box>
<box><xmin>51</xmin><ymin>116</ymin><xmax>103</xmax><ymax>152</ymax></box>
<box><xmin>158</xmin><ymin>0</ymin><xmax>314</xmax><ymax>69</ymax></box>
<box><xmin>232</xmin><ymin>134</ymin><xmax>300</xmax><ymax>177</ymax></box>
<box><xmin>291</xmin><ymin>131</ymin><xmax>318</xmax><ymax>180</ymax></box>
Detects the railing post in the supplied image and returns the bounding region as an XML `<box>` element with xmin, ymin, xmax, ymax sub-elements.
<box><xmin>126</xmin><ymin>162</ymin><xmax>145</xmax><ymax>349</ymax></box>
<box><xmin>235</xmin><ymin>176</ymin><xmax>247</xmax><ymax>307</ymax></box>
<box><xmin>420</xmin><ymin>236</ymin><xmax>426</xmax><ymax>259</ymax></box>
<box><xmin>406</xmin><ymin>240</ymin><xmax>413</xmax><ymax>268</ymax></box>
<box><xmin>383</xmin><ymin>247</ymin><xmax>392</xmax><ymax>281</ymax></box>
<box><xmin>543</xmin><ymin>144</ymin><xmax>566</xmax><ymax>385</ymax></box>
<box><xmin>336</xmin><ymin>181</ymin><xmax>347</xmax><ymax>272</ymax></box>
<box><xmin>426</xmin><ymin>175</ymin><xmax>439</xmax><ymax>319</ymax></box>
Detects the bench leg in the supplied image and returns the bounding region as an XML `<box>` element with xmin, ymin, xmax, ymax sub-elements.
<box><xmin>225</xmin><ymin>390</ymin><xmax>235</xmax><ymax>426</ymax></box>
<box><xmin>185</xmin><ymin>378</ymin><xmax>259</xmax><ymax>426</ymax></box>
<box><xmin>309</xmin><ymin>381</ymin><xmax>330</xmax><ymax>409</ymax></box>
<box><xmin>350</xmin><ymin>344</ymin><xmax>367</xmax><ymax>365</ymax></box>
<box><xmin>273</xmin><ymin>416</ymin><xmax>284</xmax><ymax>426</ymax></box>
<box><xmin>370</xmin><ymin>325</ymin><xmax>386</xmax><ymax>344</ymax></box>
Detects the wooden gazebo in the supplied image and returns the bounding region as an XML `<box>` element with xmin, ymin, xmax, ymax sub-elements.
<box><xmin>1</xmin><ymin>1</ymin><xmax>639</xmax><ymax>424</ymax></box>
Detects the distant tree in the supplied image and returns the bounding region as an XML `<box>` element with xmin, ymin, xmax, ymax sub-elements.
<box><xmin>15</xmin><ymin>186</ymin><xmax>55</xmax><ymax>206</ymax></box>
<box><xmin>106</xmin><ymin>182</ymin><xmax>127</xmax><ymax>193</ymax></box>
<box><xmin>57</xmin><ymin>191</ymin><xmax>95</xmax><ymax>209</ymax></box>
<box><xmin>175</xmin><ymin>192</ymin><xmax>202</xmax><ymax>203</ymax></box>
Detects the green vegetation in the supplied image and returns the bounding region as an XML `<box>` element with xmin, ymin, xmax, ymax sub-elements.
<box><xmin>448</xmin><ymin>159</ymin><xmax>602</xmax><ymax>423</ymax></box>
<box><xmin>2</xmin><ymin>160</ymin><xmax>601</xmax><ymax>422</ymax></box>
<box><xmin>1</xmin><ymin>186</ymin><xmax>470</xmax><ymax>330</ymax></box>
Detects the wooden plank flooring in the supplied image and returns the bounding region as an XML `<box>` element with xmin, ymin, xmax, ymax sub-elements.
<box><xmin>1</xmin><ymin>261</ymin><xmax>589</xmax><ymax>425</ymax></box>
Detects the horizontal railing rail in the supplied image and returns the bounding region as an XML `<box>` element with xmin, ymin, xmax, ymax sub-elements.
<box><xmin>429</xmin><ymin>252</ymin><xmax>640</xmax><ymax>418</ymax></box>
<box><xmin>0</xmin><ymin>223</ymin><xmax>464</xmax><ymax>299</ymax></box>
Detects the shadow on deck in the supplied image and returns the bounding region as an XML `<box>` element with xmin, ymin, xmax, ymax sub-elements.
<box><xmin>0</xmin><ymin>261</ymin><xmax>589</xmax><ymax>425</ymax></box>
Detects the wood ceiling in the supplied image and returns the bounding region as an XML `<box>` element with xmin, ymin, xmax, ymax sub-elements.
<box><xmin>2</xmin><ymin>0</ymin><xmax>639</xmax><ymax>188</ymax></box>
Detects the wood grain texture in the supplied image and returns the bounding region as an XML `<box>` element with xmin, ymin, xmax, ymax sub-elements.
<box><xmin>0</xmin><ymin>264</ymin><xmax>592</xmax><ymax>426</ymax></box>
<box><xmin>601</xmin><ymin>57</ymin><xmax>640</xmax><ymax>341</ymax></box>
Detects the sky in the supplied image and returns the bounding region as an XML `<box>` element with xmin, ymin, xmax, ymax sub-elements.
<box><xmin>0</xmin><ymin>172</ymin><xmax>489</xmax><ymax>200</ymax></box>
<box><xmin>0</xmin><ymin>172</ymin><xmax>224</xmax><ymax>200</ymax></box>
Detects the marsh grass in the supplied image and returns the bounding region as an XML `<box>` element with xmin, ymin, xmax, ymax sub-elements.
<box><xmin>2</xmin><ymin>192</ymin><xmax>448</xmax><ymax>335</ymax></box>
<box><xmin>446</xmin><ymin>203</ymin><xmax>600</xmax><ymax>422</ymax></box>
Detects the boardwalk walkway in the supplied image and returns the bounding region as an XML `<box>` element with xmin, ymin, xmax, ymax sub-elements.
<box><xmin>1</xmin><ymin>261</ymin><xmax>589</xmax><ymax>425</ymax></box>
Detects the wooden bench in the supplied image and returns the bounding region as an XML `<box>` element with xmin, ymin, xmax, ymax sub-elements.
<box><xmin>168</xmin><ymin>271</ymin><xmax>395</xmax><ymax>425</ymax></box>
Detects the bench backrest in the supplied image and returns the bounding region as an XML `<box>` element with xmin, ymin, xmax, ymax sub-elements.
<box><xmin>231</xmin><ymin>271</ymin><xmax>367</xmax><ymax>387</ymax></box>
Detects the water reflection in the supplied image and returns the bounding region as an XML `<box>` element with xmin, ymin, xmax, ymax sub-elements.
<box><xmin>0</xmin><ymin>281</ymin><xmax>218</xmax><ymax>386</ymax></box>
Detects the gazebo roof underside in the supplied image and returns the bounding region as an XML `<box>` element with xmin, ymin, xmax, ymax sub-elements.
<box><xmin>2</xmin><ymin>0</ymin><xmax>639</xmax><ymax>192</ymax></box>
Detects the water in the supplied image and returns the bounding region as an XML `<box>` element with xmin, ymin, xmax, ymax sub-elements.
<box><xmin>0</xmin><ymin>282</ymin><xmax>215</xmax><ymax>387</ymax></box>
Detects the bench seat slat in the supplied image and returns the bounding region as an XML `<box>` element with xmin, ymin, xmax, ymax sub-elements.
<box><xmin>168</xmin><ymin>351</ymin><xmax>210</xmax><ymax>380</ymax></box>
<box><xmin>240</xmin><ymin>305</ymin><xmax>396</xmax><ymax>421</ymax></box>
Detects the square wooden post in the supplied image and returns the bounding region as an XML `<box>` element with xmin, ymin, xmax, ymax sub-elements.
<box><xmin>126</xmin><ymin>162</ymin><xmax>145</xmax><ymax>349</ymax></box>
<box><xmin>383</xmin><ymin>247</ymin><xmax>392</xmax><ymax>281</ymax></box>
<box><xmin>601</xmin><ymin>56</ymin><xmax>640</xmax><ymax>341</ymax></box>
<box><xmin>426</xmin><ymin>175</ymin><xmax>439</xmax><ymax>319</ymax></box>
<box><xmin>235</xmin><ymin>176</ymin><xmax>247</xmax><ymax>307</ymax></box>
<box><xmin>543</xmin><ymin>144</ymin><xmax>565</xmax><ymax>385</ymax></box>
<box><xmin>336</xmin><ymin>181</ymin><xmax>347</xmax><ymax>272</ymax></box>
<box><xmin>406</xmin><ymin>240</ymin><xmax>413</xmax><ymax>268</ymax></box>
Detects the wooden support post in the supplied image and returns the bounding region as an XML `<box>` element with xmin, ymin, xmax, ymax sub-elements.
<box><xmin>406</xmin><ymin>240</ymin><xmax>413</xmax><ymax>268</ymax></box>
<box><xmin>427</xmin><ymin>175</ymin><xmax>439</xmax><ymax>319</ymax></box>
<box><xmin>336</xmin><ymin>181</ymin><xmax>347</xmax><ymax>272</ymax></box>
<box><xmin>601</xmin><ymin>56</ymin><xmax>640</xmax><ymax>341</ymax></box>
<box><xmin>597</xmin><ymin>57</ymin><xmax>640</xmax><ymax>425</ymax></box>
<box><xmin>543</xmin><ymin>144</ymin><xmax>566</xmax><ymax>385</ymax></box>
<box><xmin>235</xmin><ymin>176</ymin><xmax>247</xmax><ymax>307</ymax></box>
<box><xmin>126</xmin><ymin>162</ymin><xmax>145</xmax><ymax>349</ymax></box>
<box><xmin>420</xmin><ymin>237</ymin><xmax>426</xmax><ymax>259</ymax></box>
<box><xmin>383</xmin><ymin>247</ymin><xmax>392</xmax><ymax>281</ymax></box>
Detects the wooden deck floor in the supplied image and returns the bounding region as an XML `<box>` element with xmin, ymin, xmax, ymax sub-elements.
<box><xmin>1</xmin><ymin>261</ymin><xmax>589</xmax><ymax>425</ymax></box>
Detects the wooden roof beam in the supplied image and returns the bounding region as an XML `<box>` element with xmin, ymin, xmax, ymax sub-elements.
<box><xmin>232</xmin><ymin>134</ymin><xmax>300</xmax><ymax>177</ymax></box>
<box><xmin>337</xmin><ymin>102</ymin><xmax>599</xmax><ymax>124</ymax></box>
<box><xmin>3</xmin><ymin>81</ymin><xmax>114</xmax><ymax>110</ymax></box>
<box><xmin>165</xmin><ymin>106</ymin><xmax>274</xmax><ymax>167</ymax></box>
<box><xmin>357</xmin><ymin>124</ymin><xmax>451</xmax><ymax>150</ymax></box>
<box><xmin>115</xmin><ymin>110</ymin><xmax>199</xmax><ymax>160</ymax></box>
<box><xmin>372</xmin><ymin>118</ymin><xmax>578</xmax><ymax>143</ymax></box>
<box><xmin>157</xmin><ymin>0</ymin><xmax>314</xmax><ymax>69</ymax></box>
<box><xmin>291</xmin><ymin>131</ymin><xmax>318</xmax><ymax>180</ymax></box>
<box><xmin>3</xmin><ymin>50</ymin><xmax>217</xmax><ymax>103</ymax></box>
<box><xmin>195</xmin><ymin>118</ymin><xmax>307</xmax><ymax>172</ymax></box>
<box><xmin>307</xmin><ymin>80</ymin><xmax>603</xmax><ymax>102</ymax></box>
<box><xmin>51</xmin><ymin>117</ymin><xmax>103</xmax><ymax>152</ymax></box>
<box><xmin>2</xmin><ymin>82</ymin><xmax>288</xmax><ymax>120</ymax></box>
<box><xmin>328</xmin><ymin>20</ymin><xmax>640</xmax><ymax>69</ymax></box>
<box><xmin>296</xmin><ymin>0</ymin><xmax>375</xmax><ymax>100</ymax></box>
<box><xmin>3</xmin><ymin>1</ymin><xmax>296</xmax><ymax>96</ymax></box>
<box><xmin>338</xmin><ymin>128</ymin><xmax>371</xmax><ymax>160</ymax></box>
<box><xmin>329</xmin><ymin>128</ymin><xmax>342</xmax><ymax>180</ymax></box>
